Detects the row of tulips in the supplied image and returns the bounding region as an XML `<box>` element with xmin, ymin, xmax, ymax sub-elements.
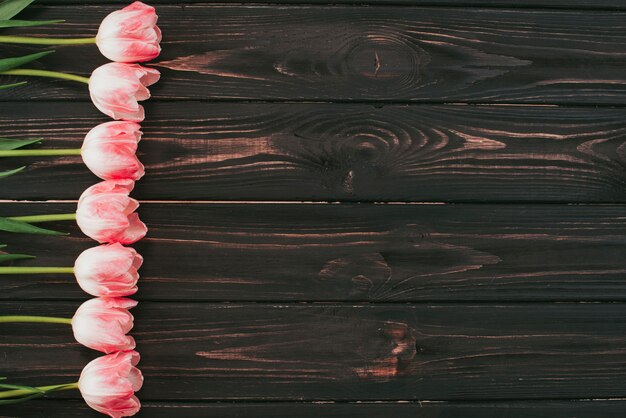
<box><xmin>0</xmin><ymin>2</ymin><xmax>161</xmax><ymax>417</ymax></box>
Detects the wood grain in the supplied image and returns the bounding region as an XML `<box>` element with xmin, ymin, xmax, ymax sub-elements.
<box><xmin>2</xmin><ymin>6</ymin><xmax>626</xmax><ymax>103</ymax></box>
<box><xmin>0</xmin><ymin>202</ymin><xmax>623</xmax><ymax>302</ymax></box>
<box><xmin>2</xmin><ymin>301</ymin><xmax>626</xmax><ymax>400</ymax></box>
<box><xmin>1</xmin><ymin>102</ymin><xmax>625</xmax><ymax>202</ymax></box>
<box><xmin>37</xmin><ymin>0</ymin><xmax>626</xmax><ymax>8</ymax></box>
<box><xmin>4</xmin><ymin>400</ymin><xmax>626</xmax><ymax>418</ymax></box>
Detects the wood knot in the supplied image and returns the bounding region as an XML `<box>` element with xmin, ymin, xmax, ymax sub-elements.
<box><xmin>384</xmin><ymin>322</ymin><xmax>418</xmax><ymax>363</ymax></box>
<box><xmin>342</xmin><ymin>170</ymin><xmax>355</xmax><ymax>193</ymax></box>
<box><xmin>354</xmin><ymin>321</ymin><xmax>417</xmax><ymax>381</ymax></box>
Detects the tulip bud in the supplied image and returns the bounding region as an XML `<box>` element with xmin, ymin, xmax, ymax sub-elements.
<box><xmin>96</xmin><ymin>1</ymin><xmax>161</xmax><ymax>63</ymax></box>
<box><xmin>81</xmin><ymin>121</ymin><xmax>145</xmax><ymax>181</ymax></box>
<box><xmin>74</xmin><ymin>243</ymin><xmax>143</xmax><ymax>297</ymax></box>
<box><xmin>72</xmin><ymin>297</ymin><xmax>137</xmax><ymax>353</ymax></box>
<box><xmin>76</xmin><ymin>180</ymin><xmax>147</xmax><ymax>245</ymax></box>
<box><xmin>89</xmin><ymin>62</ymin><xmax>160</xmax><ymax>122</ymax></box>
<box><xmin>79</xmin><ymin>350</ymin><xmax>143</xmax><ymax>418</ymax></box>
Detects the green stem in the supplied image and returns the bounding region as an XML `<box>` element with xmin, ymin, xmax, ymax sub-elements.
<box><xmin>0</xmin><ymin>316</ymin><xmax>71</xmax><ymax>325</ymax></box>
<box><xmin>0</xmin><ymin>35</ymin><xmax>96</xmax><ymax>45</ymax></box>
<box><xmin>8</xmin><ymin>213</ymin><xmax>76</xmax><ymax>223</ymax></box>
<box><xmin>0</xmin><ymin>69</ymin><xmax>89</xmax><ymax>84</ymax></box>
<box><xmin>0</xmin><ymin>267</ymin><xmax>74</xmax><ymax>274</ymax></box>
<box><xmin>0</xmin><ymin>382</ymin><xmax>79</xmax><ymax>400</ymax></box>
<box><xmin>0</xmin><ymin>149</ymin><xmax>81</xmax><ymax>157</ymax></box>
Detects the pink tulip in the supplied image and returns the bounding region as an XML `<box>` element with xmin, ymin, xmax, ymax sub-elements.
<box><xmin>81</xmin><ymin>121</ymin><xmax>145</xmax><ymax>181</ymax></box>
<box><xmin>96</xmin><ymin>2</ymin><xmax>161</xmax><ymax>63</ymax></box>
<box><xmin>89</xmin><ymin>62</ymin><xmax>160</xmax><ymax>122</ymax></box>
<box><xmin>74</xmin><ymin>243</ymin><xmax>143</xmax><ymax>297</ymax></box>
<box><xmin>79</xmin><ymin>350</ymin><xmax>143</xmax><ymax>418</ymax></box>
<box><xmin>72</xmin><ymin>298</ymin><xmax>137</xmax><ymax>353</ymax></box>
<box><xmin>76</xmin><ymin>179</ymin><xmax>147</xmax><ymax>244</ymax></box>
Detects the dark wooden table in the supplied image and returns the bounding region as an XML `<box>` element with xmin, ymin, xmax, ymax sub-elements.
<box><xmin>1</xmin><ymin>1</ymin><xmax>626</xmax><ymax>417</ymax></box>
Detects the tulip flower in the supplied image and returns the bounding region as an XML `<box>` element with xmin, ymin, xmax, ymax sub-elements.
<box><xmin>79</xmin><ymin>351</ymin><xmax>143</xmax><ymax>417</ymax></box>
<box><xmin>77</xmin><ymin>179</ymin><xmax>147</xmax><ymax>244</ymax></box>
<box><xmin>0</xmin><ymin>62</ymin><xmax>160</xmax><ymax>122</ymax></box>
<box><xmin>0</xmin><ymin>297</ymin><xmax>137</xmax><ymax>353</ymax></box>
<box><xmin>0</xmin><ymin>179</ymin><xmax>147</xmax><ymax>243</ymax></box>
<box><xmin>89</xmin><ymin>63</ymin><xmax>160</xmax><ymax>121</ymax></box>
<box><xmin>0</xmin><ymin>351</ymin><xmax>143</xmax><ymax>417</ymax></box>
<box><xmin>72</xmin><ymin>298</ymin><xmax>137</xmax><ymax>353</ymax></box>
<box><xmin>82</xmin><ymin>121</ymin><xmax>145</xmax><ymax>180</ymax></box>
<box><xmin>96</xmin><ymin>2</ymin><xmax>162</xmax><ymax>63</ymax></box>
<box><xmin>0</xmin><ymin>121</ymin><xmax>145</xmax><ymax>181</ymax></box>
<box><xmin>74</xmin><ymin>243</ymin><xmax>142</xmax><ymax>297</ymax></box>
<box><xmin>0</xmin><ymin>1</ymin><xmax>161</xmax><ymax>63</ymax></box>
<box><xmin>0</xmin><ymin>243</ymin><xmax>143</xmax><ymax>297</ymax></box>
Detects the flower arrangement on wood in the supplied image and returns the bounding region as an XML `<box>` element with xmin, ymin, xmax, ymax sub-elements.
<box><xmin>0</xmin><ymin>1</ymin><xmax>159</xmax><ymax>416</ymax></box>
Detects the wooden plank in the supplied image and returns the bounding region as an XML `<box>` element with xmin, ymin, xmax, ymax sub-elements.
<box><xmin>4</xmin><ymin>400</ymin><xmax>626</xmax><ymax>418</ymax></box>
<box><xmin>1</xmin><ymin>103</ymin><xmax>626</xmax><ymax>202</ymax></box>
<box><xmin>0</xmin><ymin>202</ymin><xmax>624</xmax><ymax>302</ymax></box>
<box><xmin>2</xmin><ymin>6</ymin><xmax>626</xmax><ymax>104</ymax></box>
<box><xmin>2</xmin><ymin>301</ymin><xmax>626</xmax><ymax>400</ymax></box>
<box><xmin>35</xmin><ymin>1</ymin><xmax>626</xmax><ymax>9</ymax></box>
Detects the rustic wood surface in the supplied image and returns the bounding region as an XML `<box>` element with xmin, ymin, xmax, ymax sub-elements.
<box><xmin>38</xmin><ymin>0</ymin><xmax>626</xmax><ymax>8</ymax></box>
<box><xmin>2</xmin><ymin>6</ymin><xmax>626</xmax><ymax>103</ymax></box>
<box><xmin>1</xmin><ymin>103</ymin><xmax>626</xmax><ymax>202</ymax></box>
<box><xmin>5</xmin><ymin>400</ymin><xmax>626</xmax><ymax>418</ymax></box>
<box><xmin>0</xmin><ymin>203</ymin><xmax>624</xmax><ymax>302</ymax></box>
<box><xmin>1</xmin><ymin>0</ymin><xmax>625</xmax><ymax>417</ymax></box>
<box><xmin>3</xmin><ymin>301</ymin><xmax>626</xmax><ymax>401</ymax></box>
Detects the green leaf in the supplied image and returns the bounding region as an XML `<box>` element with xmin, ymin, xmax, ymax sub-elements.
<box><xmin>0</xmin><ymin>0</ymin><xmax>34</xmax><ymax>20</ymax></box>
<box><xmin>0</xmin><ymin>81</ymin><xmax>25</xmax><ymax>90</ymax></box>
<box><xmin>0</xmin><ymin>50</ymin><xmax>54</xmax><ymax>72</ymax></box>
<box><xmin>0</xmin><ymin>217</ymin><xmax>65</xmax><ymax>235</ymax></box>
<box><xmin>0</xmin><ymin>138</ymin><xmax>41</xmax><ymax>150</ymax></box>
<box><xmin>0</xmin><ymin>19</ymin><xmax>63</xmax><ymax>28</ymax></box>
<box><xmin>0</xmin><ymin>379</ymin><xmax>45</xmax><ymax>405</ymax></box>
<box><xmin>0</xmin><ymin>382</ymin><xmax>42</xmax><ymax>391</ymax></box>
<box><xmin>0</xmin><ymin>392</ymin><xmax>45</xmax><ymax>405</ymax></box>
<box><xmin>0</xmin><ymin>137</ymin><xmax>40</xmax><ymax>150</ymax></box>
<box><xmin>0</xmin><ymin>253</ymin><xmax>34</xmax><ymax>263</ymax></box>
<box><xmin>0</xmin><ymin>166</ymin><xmax>25</xmax><ymax>178</ymax></box>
